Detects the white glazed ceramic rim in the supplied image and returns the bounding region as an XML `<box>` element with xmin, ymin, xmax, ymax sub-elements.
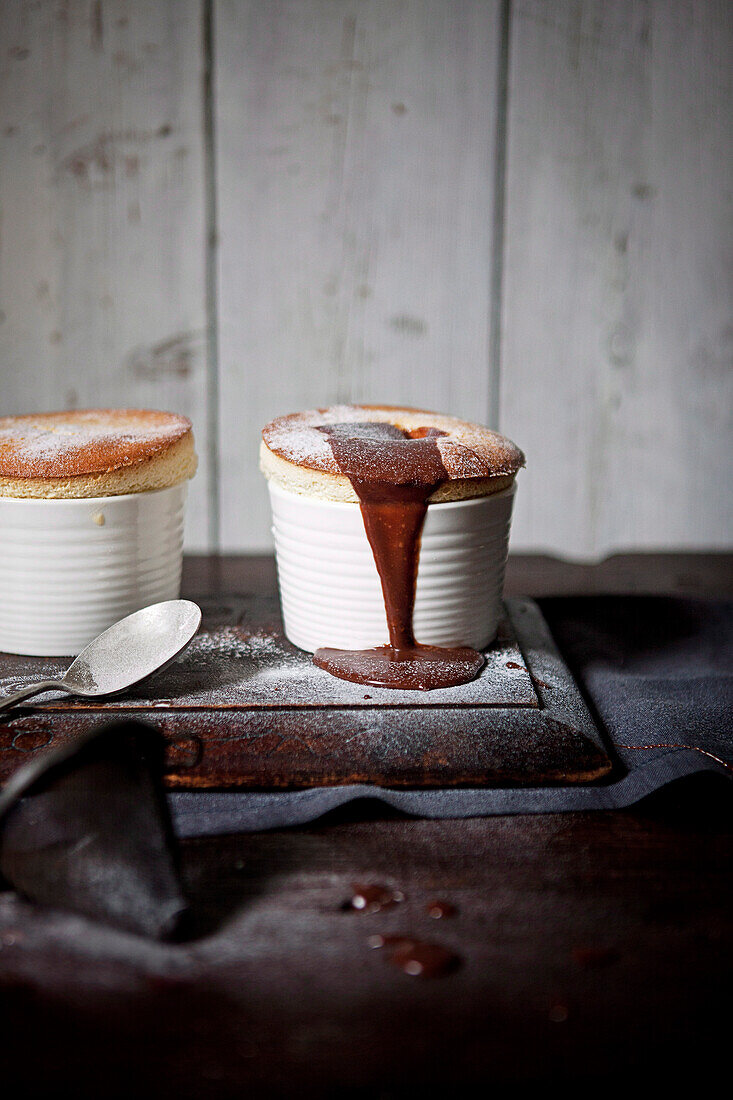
<box><xmin>0</xmin><ymin>485</ymin><xmax>185</xmax><ymax>509</ymax></box>
<box><xmin>267</xmin><ymin>480</ymin><xmax>516</xmax><ymax>514</ymax></box>
<box><xmin>268</xmin><ymin>480</ymin><xmax>516</xmax><ymax>652</ymax></box>
<box><xmin>0</xmin><ymin>483</ymin><xmax>187</xmax><ymax>656</ymax></box>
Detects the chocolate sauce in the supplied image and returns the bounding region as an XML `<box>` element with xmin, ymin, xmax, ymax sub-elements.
<box><xmin>427</xmin><ymin>899</ymin><xmax>457</xmax><ymax>919</ymax></box>
<box><xmin>367</xmin><ymin>934</ymin><xmax>411</xmax><ymax>949</ymax></box>
<box><xmin>313</xmin><ymin>422</ymin><xmax>485</xmax><ymax>690</ymax></box>
<box><xmin>506</xmin><ymin>661</ymin><xmax>550</xmax><ymax>690</ymax></box>
<box><xmin>368</xmin><ymin>933</ymin><xmax>459</xmax><ymax>978</ymax></box>
<box><xmin>348</xmin><ymin>883</ymin><xmax>405</xmax><ymax>913</ymax></box>
<box><xmin>391</xmin><ymin>939</ymin><xmax>459</xmax><ymax>978</ymax></box>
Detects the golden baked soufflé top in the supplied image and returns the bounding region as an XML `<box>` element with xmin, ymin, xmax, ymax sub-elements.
<box><xmin>260</xmin><ymin>404</ymin><xmax>524</xmax><ymax>503</ymax></box>
<box><xmin>0</xmin><ymin>408</ymin><xmax>197</xmax><ymax>498</ymax></box>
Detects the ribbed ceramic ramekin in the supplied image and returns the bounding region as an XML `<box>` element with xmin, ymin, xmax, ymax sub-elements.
<box><xmin>268</xmin><ymin>482</ymin><xmax>515</xmax><ymax>652</ymax></box>
<box><xmin>0</xmin><ymin>484</ymin><xmax>187</xmax><ymax>655</ymax></box>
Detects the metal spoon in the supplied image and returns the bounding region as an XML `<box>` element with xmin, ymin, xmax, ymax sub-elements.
<box><xmin>0</xmin><ymin>600</ymin><xmax>202</xmax><ymax>715</ymax></box>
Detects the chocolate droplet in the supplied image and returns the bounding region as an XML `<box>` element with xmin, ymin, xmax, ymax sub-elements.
<box><xmin>390</xmin><ymin>940</ymin><xmax>459</xmax><ymax>978</ymax></box>
<box><xmin>348</xmin><ymin>883</ymin><xmax>405</xmax><ymax>913</ymax></box>
<box><xmin>427</xmin><ymin>899</ymin><xmax>457</xmax><ymax>919</ymax></box>
<box><xmin>368</xmin><ymin>933</ymin><xmax>460</xmax><ymax>978</ymax></box>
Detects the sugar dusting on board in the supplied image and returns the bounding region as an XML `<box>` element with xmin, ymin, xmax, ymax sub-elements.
<box><xmin>0</xmin><ymin>606</ymin><xmax>538</xmax><ymax>710</ymax></box>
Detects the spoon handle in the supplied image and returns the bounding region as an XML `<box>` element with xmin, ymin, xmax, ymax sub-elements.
<box><xmin>0</xmin><ymin>680</ymin><xmax>71</xmax><ymax>716</ymax></box>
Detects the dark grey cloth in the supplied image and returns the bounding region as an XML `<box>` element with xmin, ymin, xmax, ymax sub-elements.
<box><xmin>169</xmin><ymin>598</ymin><xmax>733</xmax><ymax>836</ymax></box>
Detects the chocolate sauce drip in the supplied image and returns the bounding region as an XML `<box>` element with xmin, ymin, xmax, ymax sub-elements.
<box><xmin>506</xmin><ymin>660</ymin><xmax>550</xmax><ymax>690</ymax></box>
<box><xmin>391</xmin><ymin>939</ymin><xmax>459</xmax><ymax>978</ymax></box>
<box><xmin>427</xmin><ymin>899</ymin><xmax>457</xmax><ymax>919</ymax></box>
<box><xmin>347</xmin><ymin>883</ymin><xmax>405</xmax><ymax>913</ymax></box>
<box><xmin>312</xmin><ymin>422</ymin><xmax>485</xmax><ymax>690</ymax></box>
<box><xmin>368</xmin><ymin>934</ymin><xmax>459</xmax><ymax>978</ymax></box>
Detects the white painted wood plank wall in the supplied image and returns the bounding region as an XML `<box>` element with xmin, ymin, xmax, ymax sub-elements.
<box><xmin>0</xmin><ymin>0</ymin><xmax>211</xmax><ymax>550</ymax></box>
<box><xmin>501</xmin><ymin>0</ymin><xmax>733</xmax><ymax>556</ymax></box>
<box><xmin>0</xmin><ymin>1</ymin><xmax>730</xmax><ymax>557</ymax></box>
<box><xmin>214</xmin><ymin>0</ymin><xmax>503</xmax><ymax>550</ymax></box>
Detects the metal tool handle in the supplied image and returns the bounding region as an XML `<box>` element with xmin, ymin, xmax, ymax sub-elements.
<box><xmin>0</xmin><ymin>680</ymin><xmax>70</xmax><ymax>716</ymax></box>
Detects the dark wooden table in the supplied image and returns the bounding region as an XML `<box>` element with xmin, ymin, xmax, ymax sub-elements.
<box><xmin>1</xmin><ymin>553</ymin><xmax>731</xmax><ymax>1098</ymax></box>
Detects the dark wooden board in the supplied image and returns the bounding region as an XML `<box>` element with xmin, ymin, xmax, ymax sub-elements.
<box><xmin>0</xmin><ymin>598</ymin><xmax>612</xmax><ymax>789</ymax></box>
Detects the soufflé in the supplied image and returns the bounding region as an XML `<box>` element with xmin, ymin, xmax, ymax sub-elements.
<box><xmin>0</xmin><ymin>408</ymin><xmax>198</xmax><ymax>656</ymax></box>
<box><xmin>261</xmin><ymin>405</ymin><xmax>524</xmax><ymax>690</ymax></box>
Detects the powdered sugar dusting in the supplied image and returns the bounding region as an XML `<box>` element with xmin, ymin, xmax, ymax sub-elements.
<box><xmin>263</xmin><ymin>405</ymin><xmax>369</xmax><ymax>473</ymax></box>
<box><xmin>0</xmin><ymin>409</ymin><xmax>191</xmax><ymax>478</ymax></box>
<box><xmin>0</xmin><ymin>607</ymin><xmax>537</xmax><ymax>710</ymax></box>
<box><xmin>262</xmin><ymin>405</ymin><xmax>524</xmax><ymax>480</ymax></box>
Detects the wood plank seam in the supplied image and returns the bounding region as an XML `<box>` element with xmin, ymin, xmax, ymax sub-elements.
<box><xmin>488</xmin><ymin>0</ymin><xmax>513</xmax><ymax>431</ymax></box>
<box><xmin>203</xmin><ymin>0</ymin><xmax>221</xmax><ymax>551</ymax></box>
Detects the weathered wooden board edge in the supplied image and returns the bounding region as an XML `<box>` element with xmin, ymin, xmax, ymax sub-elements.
<box><xmin>506</xmin><ymin>597</ymin><xmax>611</xmax><ymax>760</ymax></box>
<box><xmin>0</xmin><ymin>706</ymin><xmax>612</xmax><ymax>790</ymax></box>
<box><xmin>0</xmin><ymin>600</ymin><xmax>614</xmax><ymax>790</ymax></box>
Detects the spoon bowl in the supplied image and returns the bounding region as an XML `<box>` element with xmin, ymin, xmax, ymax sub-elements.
<box><xmin>0</xmin><ymin>600</ymin><xmax>202</xmax><ymax>714</ymax></box>
<box><xmin>64</xmin><ymin>600</ymin><xmax>202</xmax><ymax>696</ymax></box>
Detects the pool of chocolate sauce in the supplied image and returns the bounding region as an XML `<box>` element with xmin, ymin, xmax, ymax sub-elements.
<box><xmin>312</xmin><ymin>422</ymin><xmax>486</xmax><ymax>691</ymax></box>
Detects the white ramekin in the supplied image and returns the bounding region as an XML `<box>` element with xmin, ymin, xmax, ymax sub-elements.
<box><xmin>269</xmin><ymin>481</ymin><xmax>516</xmax><ymax>652</ymax></box>
<box><xmin>0</xmin><ymin>483</ymin><xmax>187</xmax><ymax>656</ymax></box>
